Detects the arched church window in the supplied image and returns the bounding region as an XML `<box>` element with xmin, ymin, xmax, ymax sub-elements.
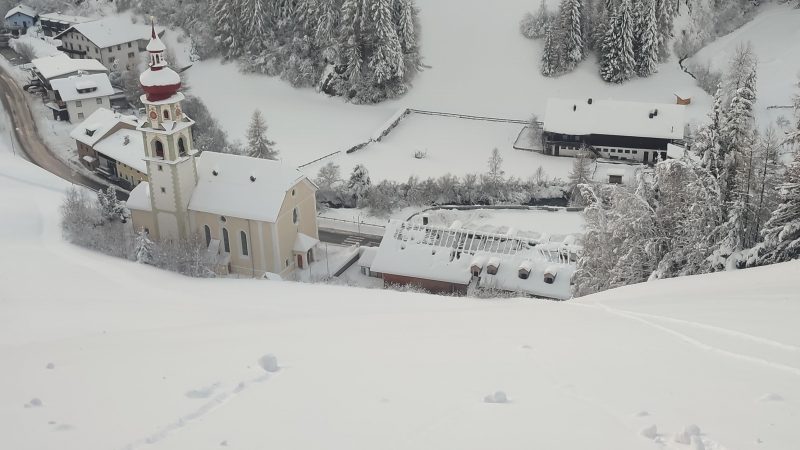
<box><xmin>204</xmin><ymin>225</ymin><xmax>211</xmax><ymax>247</ymax></box>
<box><xmin>222</xmin><ymin>228</ymin><xmax>230</xmax><ymax>253</ymax></box>
<box><xmin>154</xmin><ymin>140</ymin><xmax>164</xmax><ymax>159</ymax></box>
<box><xmin>178</xmin><ymin>137</ymin><xmax>186</xmax><ymax>156</ymax></box>
<box><xmin>163</xmin><ymin>109</ymin><xmax>170</xmax><ymax>120</ymax></box>
<box><xmin>240</xmin><ymin>231</ymin><xmax>249</xmax><ymax>256</ymax></box>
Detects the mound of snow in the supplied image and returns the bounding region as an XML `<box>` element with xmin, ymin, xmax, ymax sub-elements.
<box><xmin>258</xmin><ymin>354</ymin><xmax>280</xmax><ymax>373</ymax></box>
<box><xmin>483</xmin><ymin>391</ymin><xmax>508</xmax><ymax>404</ymax></box>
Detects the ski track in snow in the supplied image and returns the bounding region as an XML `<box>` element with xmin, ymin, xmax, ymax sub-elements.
<box><xmin>120</xmin><ymin>373</ymin><xmax>273</xmax><ymax>450</ymax></box>
<box><xmin>585</xmin><ymin>303</ymin><xmax>800</xmax><ymax>377</ymax></box>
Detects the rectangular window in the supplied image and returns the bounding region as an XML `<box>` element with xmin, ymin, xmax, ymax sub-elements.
<box><xmin>158</xmin><ymin>165</ymin><xmax>163</xmax><ymax>171</ymax></box>
<box><xmin>75</xmin><ymin>100</ymin><xmax>82</xmax><ymax>107</ymax></box>
<box><xmin>160</xmin><ymin>187</ymin><xmax>166</xmax><ymax>193</ymax></box>
<box><xmin>128</xmin><ymin>52</ymin><xmax>134</xmax><ymax>58</ymax></box>
<box><xmin>117</xmin><ymin>45</ymin><xmax>121</xmax><ymax>50</ymax></box>
<box><xmin>96</xmin><ymin>98</ymin><xmax>103</xmax><ymax>104</ymax></box>
<box><xmin>108</xmin><ymin>57</ymin><xmax>114</xmax><ymax>64</ymax></box>
<box><xmin>609</xmin><ymin>175</ymin><xmax>623</xmax><ymax>184</ymax></box>
<box><xmin>128</xmin><ymin>42</ymin><xmax>132</xmax><ymax>48</ymax></box>
<box><xmin>77</xmin><ymin>112</ymin><xmax>84</xmax><ymax>119</ymax></box>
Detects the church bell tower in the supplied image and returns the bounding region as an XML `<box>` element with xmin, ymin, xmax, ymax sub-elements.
<box><xmin>137</xmin><ymin>19</ymin><xmax>197</xmax><ymax>240</ymax></box>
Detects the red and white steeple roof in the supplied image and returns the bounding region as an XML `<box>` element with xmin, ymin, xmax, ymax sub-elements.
<box><xmin>139</xmin><ymin>18</ymin><xmax>181</xmax><ymax>102</ymax></box>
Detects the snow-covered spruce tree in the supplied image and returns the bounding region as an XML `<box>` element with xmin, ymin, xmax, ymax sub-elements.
<box><xmin>540</xmin><ymin>23</ymin><xmax>561</xmax><ymax>76</ymax></box>
<box><xmin>599</xmin><ymin>0</ymin><xmax>635</xmax><ymax>83</ymax></box>
<box><xmin>634</xmin><ymin>0</ymin><xmax>659</xmax><ymax>77</ymax></box>
<box><xmin>97</xmin><ymin>186</ymin><xmax>123</xmax><ymax>223</ymax></box>
<box><xmin>212</xmin><ymin>0</ymin><xmax>240</xmax><ymax>58</ymax></box>
<box><xmin>559</xmin><ymin>0</ymin><xmax>585</xmax><ymax>71</ymax></box>
<box><xmin>314</xmin><ymin>0</ymin><xmax>340</xmax><ymax>51</ymax></box>
<box><xmin>346</xmin><ymin>164</ymin><xmax>372</xmax><ymax>206</ymax></box>
<box><xmin>567</xmin><ymin>147</ymin><xmax>593</xmax><ymax>205</ymax></box>
<box><xmin>246</xmin><ymin>110</ymin><xmax>278</xmax><ymax>160</ymax></box>
<box><xmin>654</xmin><ymin>0</ymin><xmax>675</xmax><ymax>61</ymax></box>
<box><xmin>370</xmin><ymin>0</ymin><xmax>404</xmax><ymax>83</ymax></box>
<box><xmin>651</xmin><ymin>159</ymin><xmax>723</xmax><ymax>278</ymax></box>
<box><xmin>694</xmin><ymin>85</ymin><xmax>726</xmax><ymax>179</ymax></box>
<box><xmin>240</xmin><ymin>0</ymin><xmax>269</xmax><ymax>52</ymax></box>
<box><xmin>135</xmin><ymin>228</ymin><xmax>155</xmax><ymax>265</ymax></box>
<box><xmin>756</xmin><ymin>148</ymin><xmax>800</xmax><ymax>264</ymax></box>
<box><xmin>572</xmin><ymin>184</ymin><xmax>620</xmax><ymax>296</ymax></box>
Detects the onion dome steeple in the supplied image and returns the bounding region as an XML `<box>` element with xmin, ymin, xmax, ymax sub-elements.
<box><xmin>139</xmin><ymin>18</ymin><xmax>181</xmax><ymax>102</ymax></box>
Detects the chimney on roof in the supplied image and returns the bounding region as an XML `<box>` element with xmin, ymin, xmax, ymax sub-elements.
<box><xmin>587</xmin><ymin>98</ymin><xmax>593</xmax><ymax>105</ymax></box>
<box><xmin>648</xmin><ymin>113</ymin><xmax>654</xmax><ymax>119</ymax></box>
<box><xmin>573</xmin><ymin>104</ymin><xmax>577</xmax><ymax>111</ymax></box>
<box><xmin>250</xmin><ymin>175</ymin><xmax>256</xmax><ymax>182</ymax></box>
<box><xmin>653</xmin><ymin>108</ymin><xmax>658</xmax><ymax>116</ymax></box>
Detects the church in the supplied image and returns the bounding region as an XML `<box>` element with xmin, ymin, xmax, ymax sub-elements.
<box><xmin>127</xmin><ymin>23</ymin><xmax>320</xmax><ymax>278</ymax></box>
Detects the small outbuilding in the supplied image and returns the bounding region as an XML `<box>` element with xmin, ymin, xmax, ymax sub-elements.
<box><xmin>4</xmin><ymin>4</ymin><xmax>37</xmax><ymax>30</ymax></box>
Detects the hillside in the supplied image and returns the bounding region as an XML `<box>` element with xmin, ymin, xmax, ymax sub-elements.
<box><xmin>1</xmin><ymin>109</ymin><xmax>799</xmax><ymax>449</ymax></box>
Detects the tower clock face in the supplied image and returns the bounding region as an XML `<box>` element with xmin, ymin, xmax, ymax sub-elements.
<box><xmin>149</xmin><ymin>110</ymin><xmax>157</xmax><ymax>120</ymax></box>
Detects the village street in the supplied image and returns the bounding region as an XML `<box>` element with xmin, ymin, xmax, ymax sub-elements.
<box><xmin>0</xmin><ymin>62</ymin><xmax>111</xmax><ymax>195</ymax></box>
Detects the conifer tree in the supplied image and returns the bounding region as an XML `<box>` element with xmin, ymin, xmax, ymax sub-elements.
<box><xmin>567</xmin><ymin>147</ymin><xmax>593</xmax><ymax>205</ymax></box>
<box><xmin>540</xmin><ymin>23</ymin><xmax>560</xmax><ymax>76</ymax></box>
<box><xmin>370</xmin><ymin>0</ymin><xmax>404</xmax><ymax>83</ymax></box>
<box><xmin>135</xmin><ymin>228</ymin><xmax>155</xmax><ymax>264</ymax></box>
<box><xmin>654</xmin><ymin>0</ymin><xmax>675</xmax><ymax>61</ymax></box>
<box><xmin>599</xmin><ymin>0</ymin><xmax>635</xmax><ymax>83</ymax></box>
<box><xmin>246</xmin><ymin>110</ymin><xmax>278</xmax><ymax>160</ymax></box>
<box><xmin>559</xmin><ymin>0</ymin><xmax>584</xmax><ymax>71</ymax></box>
<box><xmin>533</xmin><ymin>0</ymin><xmax>551</xmax><ymax>39</ymax></box>
<box><xmin>757</xmin><ymin>148</ymin><xmax>800</xmax><ymax>264</ymax></box>
<box><xmin>634</xmin><ymin>0</ymin><xmax>659</xmax><ymax>77</ymax></box>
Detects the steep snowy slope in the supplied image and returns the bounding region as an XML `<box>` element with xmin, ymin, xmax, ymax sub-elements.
<box><xmin>1</xmin><ymin>123</ymin><xmax>799</xmax><ymax>450</ymax></box>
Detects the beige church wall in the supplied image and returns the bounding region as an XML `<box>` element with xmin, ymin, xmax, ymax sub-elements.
<box><xmin>130</xmin><ymin>209</ymin><xmax>157</xmax><ymax>240</ymax></box>
<box><xmin>189</xmin><ymin>211</ymin><xmax>271</xmax><ymax>277</ymax></box>
<box><xmin>273</xmin><ymin>179</ymin><xmax>319</xmax><ymax>272</ymax></box>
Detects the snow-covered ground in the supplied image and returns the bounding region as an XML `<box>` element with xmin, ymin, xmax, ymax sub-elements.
<box><xmin>1</xmin><ymin>138</ymin><xmax>799</xmax><ymax>450</ymax></box>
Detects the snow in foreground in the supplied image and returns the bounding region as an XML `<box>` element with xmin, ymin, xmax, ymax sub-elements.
<box><xmin>1</xmin><ymin>136</ymin><xmax>799</xmax><ymax>450</ymax></box>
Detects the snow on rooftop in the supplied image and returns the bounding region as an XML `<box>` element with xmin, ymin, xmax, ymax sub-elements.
<box><xmin>31</xmin><ymin>54</ymin><xmax>107</xmax><ymax>80</ymax></box>
<box><xmin>188</xmin><ymin>152</ymin><xmax>310</xmax><ymax>223</ymax></box>
<box><xmin>50</xmin><ymin>73</ymin><xmax>113</xmax><ymax>102</ymax></box>
<box><xmin>93</xmin><ymin>129</ymin><xmax>146</xmax><ymax>174</ymax></box>
<box><xmin>4</xmin><ymin>4</ymin><xmax>36</xmax><ymax>20</ymax></box>
<box><xmin>358</xmin><ymin>246</ymin><xmax>378</xmax><ymax>267</ymax></box>
<box><xmin>38</xmin><ymin>12</ymin><xmax>92</xmax><ymax>24</ymax></box>
<box><xmin>126</xmin><ymin>182</ymin><xmax>151</xmax><ymax>211</ymax></box>
<box><xmin>69</xmin><ymin>108</ymin><xmax>137</xmax><ymax>147</ymax></box>
<box><xmin>544</xmin><ymin>98</ymin><xmax>685</xmax><ymax>140</ymax></box>
<box><xmin>139</xmin><ymin>67</ymin><xmax>180</xmax><ymax>87</ymax></box>
<box><xmin>370</xmin><ymin>221</ymin><xmax>574</xmax><ymax>298</ymax></box>
<box><xmin>58</xmin><ymin>16</ymin><xmax>164</xmax><ymax>48</ymax></box>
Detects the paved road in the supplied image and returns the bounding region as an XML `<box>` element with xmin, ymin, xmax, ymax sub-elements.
<box><xmin>0</xmin><ymin>62</ymin><xmax>113</xmax><ymax>195</ymax></box>
<box><xmin>319</xmin><ymin>228</ymin><xmax>382</xmax><ymax>247</ymax></box>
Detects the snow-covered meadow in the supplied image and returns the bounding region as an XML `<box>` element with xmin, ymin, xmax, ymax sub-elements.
<box><xmin>1</xmin><ymin>136</ymin><xmax>799</xmax><ymax>449</ymax></box>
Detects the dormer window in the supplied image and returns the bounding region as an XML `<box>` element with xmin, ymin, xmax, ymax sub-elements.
<box><xmin>85</xmin><ymin>129</ymin><xmax>95</xmax><ymax>137</ymax></box>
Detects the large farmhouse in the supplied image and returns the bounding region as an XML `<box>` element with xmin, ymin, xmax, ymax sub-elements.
<box><xmin>55</xmin><ymin>16</ymin><xmax>165</xmax><ymax>71</ymax></box>
<box><xmin>543</xmin><ymin>98</ymin><xmax>686</xmax><ymax>164</ymax></box>
<box><xmin>127</xmin><ymin>25</ymin><xmax>319</xmax><ymax>277</ymax></box>
<box><xmin>38</xmin><ymin>12</ymin><xmax>92</xmax><ymax>37</ymax></box>
<box><xmin>366</xmin><ymin>220</ymin><xmax>575</xmax><ymax>300</ymax></box>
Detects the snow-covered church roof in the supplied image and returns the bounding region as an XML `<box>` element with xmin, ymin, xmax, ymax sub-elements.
<box><xmin>544</xmin><ymin>98</ymin><xmax>685</xmax><ymax>140</ymax></box>
<box><xmin>188</xmin><ymin>152</ymin><xmax>311</xmax><ymax>223</ymax></box>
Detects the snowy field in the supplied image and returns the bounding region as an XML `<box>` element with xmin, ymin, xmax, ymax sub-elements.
<box><xmin>1</xmin><ymin>138</ymin><xmax>800</xmax><ymax>449</ymax></box>
<box><xmin>301</xmin><ymin>112</ymin><xmax>574</xmax><ymax>182</ymax></box>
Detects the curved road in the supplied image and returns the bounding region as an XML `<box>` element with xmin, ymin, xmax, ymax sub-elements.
<box><xmin>0</xmin><ymin>63</ymin><xmax>113</xmax><ymax>194</ymax></box>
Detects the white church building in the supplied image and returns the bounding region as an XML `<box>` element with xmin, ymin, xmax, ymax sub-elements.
<box><xmin>127</xmin><ymin>23</ymin><xmax>319</xmax><ymax>278</ymax></box>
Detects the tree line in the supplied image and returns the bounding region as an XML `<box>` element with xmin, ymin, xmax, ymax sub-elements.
<box><xmin>573</xmin><ymin>45</ymin><xmax>800</xmax><ymax>296</ymax></box>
